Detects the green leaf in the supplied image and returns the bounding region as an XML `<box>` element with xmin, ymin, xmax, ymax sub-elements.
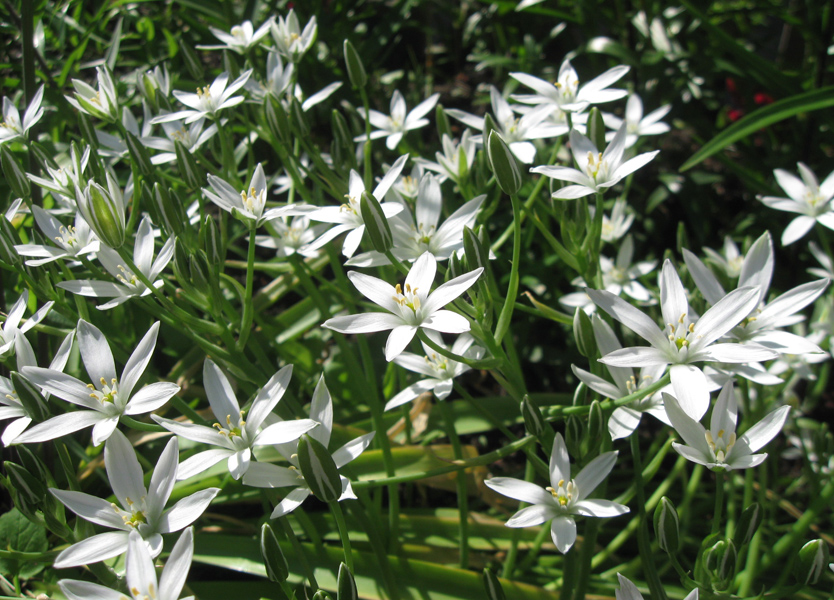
<box><xmin>0</xmin><ymin>509</ymin><xmax>48</xmax><ymax>579</ymax></box>
<box><xmin>680</xmin><ymin>87</ymin><xmax>834</xmax><ymax>172</ymax></box>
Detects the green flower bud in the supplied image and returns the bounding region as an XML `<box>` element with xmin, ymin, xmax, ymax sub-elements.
<box><xmin>343</xmin><ymin>39</ymin><xmax>367</xmax><ymax>89</ymax></box>
<box><xmin>573</xmin><ymin>307</ymin><xmax>596</xmax><ymax>359</ymax></box>
<box><xmin>483</xmin><ymin>567</ymin><xmax>507</xmax><ymax>600</ymax></box>
<box><xmin>11</xmin><ymin>372</ymin><xmax>49</xmax><ymax>423</ymax></box>
<box><xmin>260</xmin><ymin>523</ymin><xmax>290</xmax><ymax>583</ymax></box>
<box><xmin>202</xmin><ymin>215</ymin><xmax>225</xmax><ymax>277</ymax></box>
<box><xmin>653</xmin><ymin>497</ymin><xmax>680</xmax><ymax>554</ymax></box>
<box><xmin>794</xmin><ymin>539</ymin><xmax>829</xmax><ymax>585</ymax></box>
<box><xmin>704</xmin><ymin>539</ymin><xmax>736</xmax><ymax>591</ymax></box>
<box><xmin>337</xmin><ymin>563</ymin><xmax>358</xmax><ymax>600</ymax></box>
<box><xmin>482</xmin><ymin>113</ymin><xmax>497</xmax><ymax>143</ymax></box>
<box><xmin>313</xmin><ymin>592</ymin><xmax>333</xmax><ymax>600</ymax></box>
<box><xmin>0</xmin><ymin>219</ymin><xmax>23</xmax><ymax>267</ymax></box>
<box><xmin>152</xmin><ymin>183</ymin><xmax>186</xmax><ymax>239</ymax></box>
<box><xmin>331</xmin><ymin>109</ymin><xmax>356</xmax><ymax>173</ymax></box>
<box><xmin>174</xmin><ymin>140</ymin><xmax>205</xmax><ymax>190</ymax></box>
<box><xmin>586</xmin><ymin>107</ymin><xmax>606</xmax><ymax>151</ymax></box>
<box><xmin>360</xmin><ymin>190</ymin><xmax>393</xmax><ymax>253</ymax></box>
<box><xmin>297</xmin><ymin>434</ymin><xmax>342</xmax><ymax>503</ymax></box>
<box><xmin>565</xmin><ymin>416</ymin><xmax>585</xmax><ymax>459</ymax></box>
<box><xmin>77</xmin><ymin>174</ymin><xmax>125</xmax><ymax>249</ymax></box>
<box><xmin>463</xmin><ymin>226</ymin><xmax>489</xmax><ymax>272</ymax></box>
<box><xmin>1</xmin><ymin>147</ymin><xmax>30</xmax><ymax>199</ymax></box>
<box><xmin>585</xmin><ymin>399</ymin><xmax>604</xmax><ymax>453</ymax></box>
<box><xmin>487</xmin><ymin>131</ymin><xmax>522</xmax><ymax>196</ymax></box>
<box><xmin>125</xmin><ymin>130</ymin><xmax>155</xmax><ymax>179</ymax></box>
<box><xmin>290</xmin><ymin>97</ymin><xmax>309</xmax><ymax>138</ymax></box>
<box><xmin>179</xmin><ymin>37</ymin><xmax>204</xmax><ymax>80</ymax></box>
<box><xmin>30</xmin><ymin>141</ymin><xmax>59</xmax><ymax>171</ymax></box>
<box><xmin>266</xmin><ymin>96</ymin><xmax>291</xmax><ymax>144</ymax></box>
<box><xmin>521</xmin><ymin>395</ymin><xmax>546</xmax><ymax>438</ymax></box>
<box><xmin>733</xmin><ymin>502</ymin><xmax>762</xmax><ymax>548</ymax></box>
<box><xmin>436</xmin><ymin>103</ymin><xmax>452</xmax><ymax>140</ymax></box>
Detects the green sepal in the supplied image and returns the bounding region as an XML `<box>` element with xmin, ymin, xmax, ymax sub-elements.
<box><xmin>483</xmin><ymin>567</ymin><xmax>506</xmax><ymax>600</ymax></box>
<box><xmin>337</xmin><ymin>562</ymin><xmax>358</xmax><ymax>600</ymax></box>
<box><xmin>794</xmin><ymin>539</ymin><xmax>829</xmax><ymax>585</ymax></box>
<box><xmin>436</xmin><ymin>104</ymin><xmax>452</xmax><ymax>140</ymax></box>
<box><xmin>10</xmin><ymin>372</ymin><xmax>49</xmax><ymax>423</ymax></box>
<box><xmin>260</xmin><ymin>523</ymin><xmax>290</xmax><ymax>583</ymax></box>
<box><xmin>1</xmin><ymin>147</ymin><xmax>31</xmax><ymax>199</ymax></box>
<box><xmin>297</xmin><ymin>434</ymin><xmax>342</xmax><ymax>503</ymax></box>
<box><xmin>343</xmin><ymin>39</ymin><xmax>367</xmax><ymax>89</ymax></box>
<box><xmin>0</xmin><ymin>219</ymin><xmax>23</xmax><ymax>267</ymax></box>
<box><xmin>487</xmin><ymin>131</ymin><xmax>523</xmax><ymax>196</ymax></box>
<box><xmin>174</xmin><ymin>140</ymin><xmax>205</xmax><ymax>190</ymax></box>
<box><xmin>572</xmin><ymin>308</ymin><xmax>596</xmax><ymax>359</ymax></box>
<box><xmin>653</xmin><ymin>496</ymin><xmax>681</xmax><ymax>554</ymax></box>
<box><xmin>360</xmin><ymin>191</ymin><xmax>393</xmax><ymax>253</ymax></box>
<box><xmin>266</xmin><ymin>95</ymin><xmax>291</xmax><ymax>144</ymax></box>
<box><xmin>331</xmin><ymin>109</ymin><xmax>356</xmax><ymax>173</ymax></box>
<box><xmin>586</xmin><ymin>107</ymin><xmax>606</xmax><ymax>151</ymax></box>
<box><xmin>732</xmin><ymin>502</ymin><xmax>762</xmax><ymax>548</ymax></box>
<box><xmin>153</xmin><ymin>183</ymin><xmax>187</xmax><ymax>239</ymax></box>
<box><xmin>290</xmin><ymin>97</ymin><xmax>309</xmax><ymax>138</ymax></box>
<box><xmin>125</xmin><ymin>130</ymin><xmax>155</xmax><ymax>179</ymax></box>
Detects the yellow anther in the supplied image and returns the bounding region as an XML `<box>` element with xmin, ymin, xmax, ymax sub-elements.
<box><xmin>688</xmin><ymin>323</ymin><xmax>695</xmax><ymax>333</ymax></box>
<box><xmin>678</xmin><ymin>313</ymin><xmax>686</xmax><ymax>323</ymax></box>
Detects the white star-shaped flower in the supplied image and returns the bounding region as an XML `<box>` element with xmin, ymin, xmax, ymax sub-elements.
<box><xmin>153</xmin><ymin>359</ymin><xmax>318</xmax><ymax>480</ymax></box>
<box><xmin>355</xmin><ymin>90</ymin><xmax>440</xmax><ymax>150</ymax></box>
<box><xmin>758</xmin><ymin>163</ymin><xmax>834</xmax><ymax>245</ymax></box>
<box><xmin>152</xmin><ymin>70</ymin><xmax>252</xmax><ymax>124</ymax></box>
<box><xmin>50</xmin><ymin>429</ymin><xmax>217</xmax><ymax>567</ymax></box>
<box><xmin>199</xmin><ymin>18</ymin><xmax>274</xmax><ymax>54</ymax></box>
<box><xmin>16</xmin><ymin>320</ymin><xmax>179</xmax><ymax>446</ymax></box>
<box><xmin>0</xmin><ymin>85</ymin><xmax>45</xmax><ymax>145</ymax></box>
<box><xmin>665</xmin><ymin>381</ymin><xmax>790</xmax><ymax>471</ymax></box>
<box><xmin>485</xmin><ymin>433</ymin><xmax>628</xmax><ymax>554</ymax></box>
<box><xmin>203</xmin><ymin>163</ymin><xmax>303</xmax><ymax>227</ymax></box>
<box><xmin>323</xmin><ymin>252</ymin><xmax>483</xmax><ymax>361</ymax></box>
<box><xmin>532</xmin><ymin>125</ymin><xmax>659</xmax><ymax>199</ymax></box>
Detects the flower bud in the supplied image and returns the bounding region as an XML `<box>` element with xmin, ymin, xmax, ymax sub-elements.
<box><xmin>565</xmin><ymin>415</ymin><xmax>585</xmax><ymax>459</ymax></box>
<box><xmin>586</xmin><ymin>107</ymin><xmax>606</xmax><ymax>151</ymax></box>
<box><xmin>482</xmin><ymin>113</ymin><xmax>497</xmax><ymax>143</ymax></box>
<box><xmin>125</xmin><ymin>130</ymin><xmax>155</xmax><ymax>179</ymax></box>
<box><xmin>653</xmin><ymin>497</ymin><xmax>680</xmax><ymax>554</ymax></box>
<box><xmin>152</xmin><ymin>183</ymin><xmax>186</xmax><ymax>239</ymax></box>
<box><xmin>436</xmin><ymin>103</ymin><xmax>452</xmax><ymax>140</ymax></box>
<box><xmin>1</xmin><ymin>147</ymin><xmax>31</xmax><ymax>199</ymax></box>
<box><xmin>289</xmin><ymin>97</ymin><xmax>309</xmax><ymax>138</ymax></box>
<box><xmin>483</xmin><ymin>567</ymin><xmax>507</xmax><ymax>600</ymax></box>
<box><xmin>487</xmin><ymin>131</ymin><xmax>522</xmax><ymax>196</ymax></box>
<box><xmin>297</xmin><ymin>434</ymin><xmax>342</xmax><ymax>503</ymax></box>
<box><xmin>461</xmin><ymin>227</ymin><xmax>486</xmax><ymax>272</ymax></box>
<box><xmin>331</xmin><ymin>109</ymin><xmax>356</xmax><ymax>173</ymax></box>
<box><xmin>11</xmin><ymin>372</ymin><xmax>49</xmax><ymax>423</ymax></box>
<box><xmin>260</xmin><ymin>523</ymin><xmax>290</xmax><ymax>583</ymax></box>
<box><xmin>521</xmin><ymin>395</ymin><xmax>546</xmax><ymax>438</ymax></box>
<box><xmin>202</xmin><ymin>215</ymin><xmax>225</xmax><ymax>276</ymax></box>
<box><xmin>573</xmin><ymin>307</ymin><xmax>596</xmax><ymax>359</ymax></box>
<box><xmin>732</xmin><ymin>502</ymin><xmax>762</xmax><ymax>548</ymax></box>
<box><xmin>76</xmin><ymin>176</ymin><xmax>125</xmax><ymax>249</ymax></box>
<box><xmin>585</xmin><ymin>400</ymin><xmax>604</xmax><ymax>454</ymax></box>
<box><xmin>179</xmin><ymin>37</ymin><xmax>204</xmax><ymax>80</ymax></box>
<box><xmin>313</xmin><ymin>592</ymin><xmax>332</xmax><ymax>600</ymax></box>
<box><xmin>360</xmin><ymin>191</ymin><xmax>393</xmax><ymax>253</ymax></box>
<box><xmin>337</xmin><ymin>563</ymin><xmax>358</xmax><ymax>600</ymax></box>
<box><xmin>343</xmin><ymin>39</ymin><xmax>367</xmax><ymax>89</ymax></box>
<box><xmin>794</xmin><ymin>539</ymin><xmax>829</xmax><ymax>585</ymax></box>
<box><xmin>0</xmin><ymin>219</ymin><xmax>23</xmax><ymax>267</ymax></box>
<box><xmin>174</xmin><ymin>140</ymin><xmax>205</xmax><ymax>190</ymax></box>
<box><xmin>704</xmin><ymin>539</ymin><xmax>736</xmax><ymax>591</ymax></box>
<box><xmin>266</xmin><ymin>96</ymin><xmax>291</xmax><ymax>144</ymax></box>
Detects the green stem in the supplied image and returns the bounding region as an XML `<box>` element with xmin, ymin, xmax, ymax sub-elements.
<box><xmin>494</xmin><ymin>193</ymin><xmax>522</xmax><ymax>345</ymax></box>
<box><xmin>237</xmin><ymin>225</ymin><xmax>257</xmax><ymax>350</ymax></box>
<box><xmin>119</xmin><ymin>415</ymin><xmax>166</xmax><ymax>433</ymax></box>
<box><xmin>416</xmin><ymin>329</ymin><xmax>497</xmax><ymax>370</ymax></box>
<box><xmin>630</xmin><ymin>433</ymin><xmax>668</xmax><ymax>600</ymax></box>
<box><xmin>278</xmin><ymin>516</ymin><xmax>318</xmax><ymax>590</ymax></box>
<box><xmin>502</xmin><ymin>459</ymin><xmax>534</xmax><ymax>579</ymax></box>
<box><xmin>359</xmin><ymin>87</ymin><xmax>373</xmax><ymax>191</ymax></box>
<box><xmin>712</xmin><ymin>470</ymin><xmax>725</xmax><ymax>536</ymax></box>
<box><xmin>329</xmin><ymin>500</ymin><xmax>354</xmax><ymax>572</ymax></box>
<box><xmin>439</xmin><ymin>399</ymin><xmax>469</xmax><ymax>569</ymax></box>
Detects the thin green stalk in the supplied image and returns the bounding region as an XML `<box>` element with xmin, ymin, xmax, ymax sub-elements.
<box><xmin>630</xmin><ymin>433</ymin><xmax>668</xmax><ymax>600</ymax></box>
<box><xmin>278</xmin><ymin>516</ymin><xmax>318</xmax><ymax>590</ymax></box>
<box><xmin>237</xmin><ymin>225</ymin><xmax>257</xmax><ymax>350</ymax></box>
<box><xmin>359</xmin><ymin>87</ymin><xmax>373</xmax><ymax>191</ymax></box>
<box><xmin>416</xmin><ymin>329</ymin><xmax>497</xmax><ymax>370</ymax></box>
<box><xmin>329</xmin><ymin>500</ymin><xmax>354</xmax><ymax>572</ymax></box>
<box><xmin>502</xmin><ymin>460</ymin><xmax>534</xmax><ymax>579</ymax></box>
<box><xmin>438</xmin><ymin>399</ymin><xmax>470</xmax><ymax>569</ymax></box>
<box><xmin>119</xmin><ymin>416</ymin><xmax>165</xmax><ymax>433</ymax></box>
<box><xmin>712</xmin><ymin>470</ymin><xmax>725</xmax><ymax>535</ymax></box>
<box><xmin>494</xmin><ymin>193</ymin><xmax>522</xmax><ymax>345</ymax></box>
<box><xmin>561</xmin><ymin>542</ymin><xmax>578</xmax><ymax>599</ymax></box>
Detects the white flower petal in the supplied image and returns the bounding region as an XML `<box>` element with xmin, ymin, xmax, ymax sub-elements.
<box><xmin>485</xmin><ymin>477</ymin><xmax>555</xmax><ymax>506</ymax></box>
<box><xmin>551</xmin><ymin>515</ymin><xmax>577</xmax><ymax>554</ymax></box>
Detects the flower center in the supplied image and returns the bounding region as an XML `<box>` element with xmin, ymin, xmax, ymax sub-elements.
<box><xmin>340</xmin><ymin>194</ymin><xmax>360</xmax><ymax>215</ymax></box>
<box><xmin>666</xmin><ymin>313</ymin><xmax>697</xmax><ymax>354</ymax></box>
<box><xmin>705</xmin><ymin>429</ymin><xmax>736</xmax><ymax>464</ymax></box>
<box><xmin>392</xmin><ymin>282</ymin><xmax>421</xmax><ymax>313</ymax></box>
<box><xmin>425</xmin><ymin>352</ymin><xmax>449</xmax><ymax>374</ymax></box>
<box><xmin>546</xmin><ymin>478</ymin><xmax>576</xmax><ymax>508</ymax></box>
<box><xmin>585</xmin><ymin>151</ymin><xmax>607</xmax><ymax>181</ymax></box>
<box><xmin>240</xmin><ymin>186</ymin><xmax>266</xmax><ymax>215</ymax></box>
<box><xmin>115</xmin><ymin>265</ymin><xmax>140</xmax><ymax>288</ymax></box>
<box><xmin>88</xmin><ymin>377</ymin><xmax>119</xmax><ymax>404</ymax></box>
<box><xmin>130</xmin><ymin>583</ymin><xmax>157</xmax><ymax>600</ymax></box>
<box><xmin>113</xmin><ymin>496</ymin><xmax>148</xmax><ymax>529</ymax></box>
<box><xmin>55</xmin><ymin>225</ymin><xmax>79</xmax><ymax>248</ymax></box>
<box><xmin>213</xmin><ymin>411</ymin><xmax>246</xmax><ymax>440</ymax></box>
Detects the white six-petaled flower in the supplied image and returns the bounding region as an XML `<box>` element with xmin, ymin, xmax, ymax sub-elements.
<box><xmin>355</xmin><ymin>90</ymin><xmax>440</xmax><ymax>150</ymax></box>
<box><xmin>244</xmin><ymin>375</ymin><xmax>375</xmax><ymax>518</ymax></box>
<box><xmin>665</xmin><ymin>381</ymin><xmax>790</xmax><ymax>471</ymax></box>
<box><xmin>16</xmin><ymin>320</ymin><xmax>179</xmax><ymax>446</ymax></box>
<box><xmin>203</xmin><ymin>163</ymin><xmax>303</xmax><ymax>227</ymax></box>
<box><xmin>532</xmin><ymin>125</ymin><xmax>659</xmax><ymax>199</ymax></box>
<box><xmin>758</xmin><ymin>163</ymin><xmax>834</xmax><ymax>246</ymax></box>
<box><xmin>153</xmin><ymin>359</ymin><xmax>318</xmax><ymax>480</ymax></box>
<box><xmin>153</xmin><ymin>70</ymin><xmax>252</xmax><ymax>124</ymax></box>
<box><xmin>50</xmin><ymin>430</ymin><xmax>218</xmax><ymax>567</ymax></box>
<box><xmin>0</xmin><ymin>85</ymin><xmax>45</xmax><ymax>145</ymax></box>
<box><xmin>60</xmin><ymin>527</ymin><xmax>195</xmax><ymax>600</ymax></box>
<box><xmin>323</xmin><ymin>252</ymin><xmax>483</xmax><ymax>361</ymax></box>
<box><xmin>485</xmin><ymin>433</ymin><xmax>628</xmax><ymax>553</ymax></box>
